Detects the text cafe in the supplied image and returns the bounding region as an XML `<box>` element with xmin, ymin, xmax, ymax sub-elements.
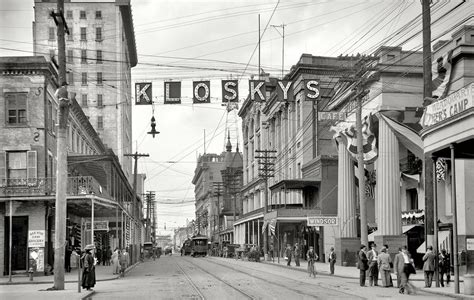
<box><xmin>135</xmin><ymin>79</ymin><xmax>321</xmax><ymax>105</ymax></box>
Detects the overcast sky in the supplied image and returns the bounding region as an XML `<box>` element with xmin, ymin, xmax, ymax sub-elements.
<box><xmin>0</xmin><ymin>0</ymin><xmax>469</xmax><ymax>235</ymax></box>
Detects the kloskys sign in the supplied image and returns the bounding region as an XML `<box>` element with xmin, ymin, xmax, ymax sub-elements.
<box><xmin>421</xmin><ymin>83</ymin><xmax>474</xmax><ymax>127</ymax></box>
<box><xmin>135</xmin><ymin>79</ymin><xmax>320</xmax><ymax>105</ymax></box>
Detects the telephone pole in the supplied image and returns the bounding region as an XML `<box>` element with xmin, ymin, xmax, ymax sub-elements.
<box><xmin>51</xmin><ymin>0</ymin><xmax>70</xmax><ymax>290</ymax></box>
<box><xmin>255</xmin><ymin>149</ymin><xmax>277</xmax><ymax>260</ymax></box>
<box><xmin>271</xmin><ymin>24</ymin><xmax>286</xmax><ymax>79</ymax></box>
<box><xmin>212</xmin><ymin>182</ymin><xmax>224</xmax><ymax>242</ymax></box>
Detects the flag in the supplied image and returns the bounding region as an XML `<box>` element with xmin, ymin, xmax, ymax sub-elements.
<box><xmin>432</xmin><ymin>50</ymin><xmax>453</xmax><ymax>99</ymax></box>
<box><xmin>338</xmin><ymin>113</ymin><xmax>378</xmax><ymax>163</ymax></box>
<box><xmin>436</xmin><ymin>158</ymin><xmax>447</xmax><ymax>181</ymax></box>
<box><xmin>269</xmin><ymin>219</ymin><xmax>277</xmax><ymax>236</ymax></box>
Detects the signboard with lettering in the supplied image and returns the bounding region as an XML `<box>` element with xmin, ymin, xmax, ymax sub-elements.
<box><xmin>28</xmin><ymin>230</ymin><xmax>45</xmax><ymax>248</ymax></box>
<box><xmin>318</xmin><ymin>111</ymin><xmax>347</xmax><ymax>121</ymax></box>
<box><xmin>135</xmin><ymin>82</ymin><xmax>152</xmax><ymax>105</ymax></box>
<box><xmin>85</xmin><ymin>221</ymin><xmax>109</xmax><ymax>231</ymax></box>
<box><xmin>307</xmin><ymin>216</ymin><xmax>338</xmax><ymax>227</ymax></box>
<box><xmin>193</xmin><ymin>81</ymin><xmax>211</xmax><ymax>103</ymax></box>
<box><xmin>421</xmin><ymin>83</ymin><xmax>474</xmax><ymax>127</ymax></box>
<box><xmin>222</xmin><ymin>80</ymin><xmax>238</xmax><ymax>103</ymax></box>
<box><xmin>467</xmin><ymin>238</ymin><xmax>474</xmax><ymax>251</ymax></box>
<box><xmin>164</xmin><ymin>81</ymin><xmax>181</xmax><ymax>104</ymax></box>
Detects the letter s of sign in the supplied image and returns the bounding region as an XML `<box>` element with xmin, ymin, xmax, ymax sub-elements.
<box><xmin>306</xmin><ymin>80</ymin><xmax>320</xmax><ymax>99</ymax></box>
<box><xmin>224</xmin><ymin>81</ymin><xmax>237</xmax><ymax>101</ymax></box>
<box><xmin>33</xmin><ymin>132</ymin><xmax>40</xmax><ymax>142</ymax></box>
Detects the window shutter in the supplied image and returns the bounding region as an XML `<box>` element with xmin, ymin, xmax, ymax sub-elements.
<box><xmin>27</xmin><ymin>151</ymin><xmax>37</xmax><ymax>181</ymax></box>
<box><xmin>0</xmin><ymin>151</ymin><xmax>6</xmax><ymax>186</ymax></box>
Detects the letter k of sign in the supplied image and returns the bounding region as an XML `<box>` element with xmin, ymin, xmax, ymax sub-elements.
<box><xmin>138</xmin><ymin>84</ymin><xmax>151</xmax><ymax>102</ymax></box>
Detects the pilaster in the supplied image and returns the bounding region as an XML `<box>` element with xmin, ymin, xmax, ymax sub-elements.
<box><xmin>337</xmin><ymin>143</ymin><xmax>357</xmax><ymax>237</ymax></box>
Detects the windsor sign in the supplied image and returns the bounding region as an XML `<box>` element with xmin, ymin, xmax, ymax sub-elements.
<box><xmin>307</xmin><ymin>216</ymin><xmax>339</xmax><ymax>227</ymax></box>
<box><xmin>135</xmin><ymin>79</ymin><xmax>320</xmax><ymax>105</ymax></box>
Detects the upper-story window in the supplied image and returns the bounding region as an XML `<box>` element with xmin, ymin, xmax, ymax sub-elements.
<box><xmin>96</xmin><ymin>50</ymin><xmax>102</xmax><ymax>63</ymax></box>
<box><xmin>48</xmin><ymin>27</ymin><xmax>55</xmax><ymax>41</ymax></box>
<box><xmin>6</xmin><ymin>93</ymin><xmax>27</xmax><ymax>125</ymax></box>
<box><xmin>0</xmin><ymin>151</ymin><xmax>37</xmax><ymax>186</ymax></box>
<box><xmin>67</xmin><ymin>49</ymin><xmax>73</xmax><ymax>63</ymax></box>
<box><xmin>80</xmin><ymin>10</ymin><xmax>86</xmax><ymax>19</ymax></box>
<box><xmin>67</xmin><ymin>71</ymin><xmax>74</xmax><ymax>85</ymax></box>
<box><xmin>95</xmin><ymin>10</ymin><xmax>102</xmax><ymax>19</ymax></box>
<box><xmin>81</xmin><ymin>94</ymin><xmax>88</xmax><ymax>106</ymax></box>
<box><xmin>80</xmin><ymin>27</ymin><xmax>87</xmax><ymax>41</ymax></box>
<box><xmin>81</xmin><ymin>49</ymin><xmax>87</xmax><ymax>64</ymax></box>
<box><xmin>66</xmin><ymin>10</ymin><xmax>73</xmax><ymax>19</ymax></box>
<box><xmin>67</xmin><ymin>27</ymin><xmax>73</xmax><ymax>41</ymax></box>
<box><xmin>95</xmin><ymin>27</ymin><xmax>102</xmax><ymax>41</ymax></box>
<box><xmin>97</xmin><ymin>116</ymin><xmax>104</xmax><ymax>130</ymax></box>
<box><xmin>97</xmin><ymin>94</ymin><xmax>103</xmax><ymax>107</ymax></box>
<box><xmin>81</xmin><ymin>72</ymin><xmax>88</xmax><ymax>85</ymax></box>
<box><xmin>97</xmin><ymin>72</ymin><xmax>103</xmax><ymax>85</ymax></box>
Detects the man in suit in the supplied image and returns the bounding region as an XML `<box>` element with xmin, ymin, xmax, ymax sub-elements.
<box><xmin>358</xmin><ymin>245</ymin><xmax>369</xmax><ymax>287</ymax></box>
<box><xmin>367</xmin><ymin>243</ymin><xmax>379</xmax><ymax>286</ymax></box>
<box><xmin>393</xmin><ymin>247</ymin><xmax>405</xmax><ymax>289</ymax></box>
<box><xmin>294</xmin><ymin>243</ymin><xmax>301</xmax><ymax>267</ymax></box>
<box><xmin>423</xmin><ymin>246</ymin><xmax>436</xmax><ymax>287</ymax></box>
<box><xmin>328</xmin><ymin>247</ymin><xmax>336</xmax><ymax>275</ymax></box>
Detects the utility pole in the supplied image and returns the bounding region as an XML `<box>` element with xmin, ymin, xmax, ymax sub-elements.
<box><xmin>255</xmin><ymin>149</ymin><xmax>277</xmax><ymax>260</ymax></box>
<box><xmin>145</xmin><ymin>191</ymin><xmax>155</xmax><ymax>242</ymax></box>
<box><xmin>51</xmin><ymin>0</ymin><xmax>70</xmax><ymax>290</ymax></box>
<box><xmin>212</xmin><ymin>182</ymin><xmax>224</xmax><ymax>243</ymax></box>
<box><xmin>422</xmin><ymin>0</ymin><xmax>438</xmax><ymax>289</ymax></box>
<box><xmin>271</xmin><ymin>24</ymin><xmax>286</xmax><ymax>79</ymax></box>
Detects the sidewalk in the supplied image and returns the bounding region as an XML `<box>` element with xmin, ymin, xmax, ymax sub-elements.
<box><xmin>0</xmin><ymin>263</ymin><xmax>138</xmax><ymax>300</ymax></box>
<box><xmin>260</xmin><ymin>257</ymin><xmax>473</xmax><ymax>299</ymax></box>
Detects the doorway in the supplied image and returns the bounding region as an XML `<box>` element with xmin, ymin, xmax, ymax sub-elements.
<box><xmin>4</xmin><ymin>216</ymin><xmax>28</xmax><ymax>274</ymax></box>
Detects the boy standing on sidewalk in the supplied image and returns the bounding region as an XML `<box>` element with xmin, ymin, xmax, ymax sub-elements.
<box><xmin>328</xmin><ymin>247</ymin><xmax>336</xmax><ymax>275</ymax></box>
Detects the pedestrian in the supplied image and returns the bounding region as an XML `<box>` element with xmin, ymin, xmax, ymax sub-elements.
<box><xmin>367</xmin><ymin>243</ymin><xmax>379</xmax><ymax>286</ymax></box>
<box><xmin>400</xmin><ymin>246</ymin><xmax>416</xmax><ymax>294</ymax></box>
<box><xmin>81</xmin><ymin>244</ymin><xmax>96</xmax><ymax>291</ymax></box>
<box><xmin>306</xmin><ymin>246</ymin><xmax>318</xmax><ymax>277</ymax></box>
<box><xmin>106</xmin><ymin>246</ymin><xmax>112</xmax><ymax>266</ymax></box>
<box><xmin>111</xmin><ymin>248</ymin><xmax>120</xmax><ymax>275</ymax></box>
<box><xmin>328</xmin><ymin>247</ymin><xmax>336</xmax><ymax>275</ymax></box>
<box><xmin>120</xmin><ymin>248</ymin><xmax>129</xmax><ymax>277</ymax></box>
<box><xmin>357</xmin><ymin>245</ymin><xmax>369</xmax><ymax>287</ymax></box>
<box><xmin>383</xmin><ymin>244</ymin><xmax>393</xmax><ymax>287</ymax></box>
<box><xmin>422</xmin><ymin>245</ymin><xmax>436</xmax><ymax>287</ymax></box>
<box><xmin>285</xmin><ymin>244</ymin><xmax>292</xmax><ymax>266</ymax></box>
<box><xmin>96</xmin><ymin>247</ymin><xmax>102</xmax><ymax>266</ymax></box>
<box><xmin>439</xmin><ymin>249</ymin><xmax>451</xmax><ymax>287</ymax></box>
<box><xmin>393</xmin><ymin>247</ymin><xmax>405</xmax><ymax>289</ymax></box>
<box><xmin>294</xmin><ymin>243</ymin><xmax>301</xmax><ymax>267</ymax></box>
<box><xmin>65</xmin><ymin>240</ymin><xmax>72</xmax><ymax>272</ymax></box>
<box><xmin>377</xmin><ymin>247</ymin><xmax>392</xmax><ymax>287</ymax></box>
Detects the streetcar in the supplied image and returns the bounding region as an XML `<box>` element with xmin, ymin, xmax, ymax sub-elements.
<box><xmin>190</xmin><ymin>234</ymin><xmax>208</xmax><ymax>257</ymax></box>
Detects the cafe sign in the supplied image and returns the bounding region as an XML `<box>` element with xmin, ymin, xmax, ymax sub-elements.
<box><xmin>421</xmin><ymin>83</ymin><xmax>474</xmax><ymax>127</ymax></box>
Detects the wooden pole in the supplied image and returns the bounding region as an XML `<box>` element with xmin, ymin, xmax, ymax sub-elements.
<box><xmin>451</xmin><ymin>144</ymin><xmax>460</xmax><ymax>294</ymax></box>
<box><xmin>356</xmin><ymin>94</ymin><xmax>367</xmax><ymax>246</ymax></box>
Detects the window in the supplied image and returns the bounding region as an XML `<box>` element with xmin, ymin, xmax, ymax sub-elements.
<box><xmin>67</xmin><ymin>71</ymin><xmax>73</xmax><ymax>85</ymax></box>
<box><xmin>6</xmin><ymin>93</ymin><xmax>27</xmax><ymax>124</ymax></box>
<box><xmin>80</xmin><ymin>10</ymin><xmax>86</xmax><ymax>19</ymax></box>
<box><xmin>81</xmin><ymin>72</ymin><xmax>87</xmax><ymax>85</ymax></box>
<box><xmin>48</xmin><ymin>27</ymin><xmax>55</xmax><ymax>40</ymax></box>
<box><xmin>97</xmin><ymin>116</ymin><xmax>104</xmax><ymax>130</ymax></box>
<box><xmin>67</xmin><ymin>27</ymin><xmax>73</xmax><ymax>41</ymax></box>
<box><xmin>67</xmin><ymin>49</ymin><xmax>73</xmax><ymax>63</ymax></box>
<box><xmin>96</xmin><ymin>50</ymin><xmax>102</xmax><ymax>64</ymax></box>
<box><xmin>97</xmin><ymin>94</ymin><xmax>103</xmax><ymax>107</ymax></box>
<box><xmin>95</xmin><ymin>10</ymin><xmax>102</xmax><ymax>19</ymax></box>
<box><xmin>95</xmin><ymin>27</ymin><xmax>102</xmax><ymax>41</ymax></box>
<box><xmin>49</xmin><ymin>49</ymin><xmax>55</xmax><ymax>60</ymax></box>
<box><xmin>66</xmin><ymin>10</ymin><xmax>73</xmax><ymax>19</ymax></box>
<box><xmin>0</xmin><ymin>151</ymin><xmax>37</xmax><ymax>185</ymax></box>
<box><xmin>80</xmin><ymin>27</ymin><xmax>87</xmax><ymax>41</ymax></box>
<box><xmin>97</xmin><ymin>72</ymin><xmax>103</xmax><ymax>85</ymax></box>
<box><xmin>81</xmin><ymin>50</ymin><xmax>87</xmax><ymax>64</ymax></box>
<box><xmin>81</xmin><ymin>94</ymin><xmax>88</xmax><ymax>106</ymax></box>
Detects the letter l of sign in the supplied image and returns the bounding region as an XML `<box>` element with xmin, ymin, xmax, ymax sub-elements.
<box><xmin>278</xmin><ymin>81</ymin><xmax>292</xmax><ymax>101</ymax></box>
<box><xmin>250</xmin><ymin>81</ymin><xmax>265</xmax><ymax>101</ymax></box>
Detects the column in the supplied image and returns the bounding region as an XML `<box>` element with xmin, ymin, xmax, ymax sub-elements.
<box><xmin>376</xmin><ymin>117</ymin><xmax>401</xmax><ymax>236</ymax></box>
<box><xmin>337</xmin><ymin>140</ymin><xmax>357</xmax><ymax>237</ymax></box>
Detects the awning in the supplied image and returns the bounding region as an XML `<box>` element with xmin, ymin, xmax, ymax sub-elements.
<box><xmin>368</xmin><ymin>224</ymin><xmax>420</xmax><ymax>242</ymax></box>
<box><xmin>379</xmin><ymin>114</ymin><xmax>423</xmax><ymax>159</ymax></box>
<box><xmin>416</xmin><ymin>231</ymin><xmax>450</xmax><ymax>254</ymax></box>
<box><xmin>269</xmin><ymin>179</ymin><xmax>319</xmax><ymax>191</ymax></box>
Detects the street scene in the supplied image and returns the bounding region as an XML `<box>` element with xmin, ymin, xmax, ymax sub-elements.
<box><xmin>1</xmin><ymin>0</ymin><xmax>474</xmax><ymax>299</ymax></box>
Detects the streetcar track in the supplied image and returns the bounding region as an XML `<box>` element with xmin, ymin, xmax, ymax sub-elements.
<box><xmin>174</xmin><ymin>259</ymin><xmax>206</xmax><ymax>300</ymax></box>
<box><xmin>202</xmin><ymin>257</ymin><xmax>367</xmax><ymax>300</ymax></box>
<box><xmin>181</xmin><ymin>257</ymin><xmax>255</xmax><ymax>300</ymax></box>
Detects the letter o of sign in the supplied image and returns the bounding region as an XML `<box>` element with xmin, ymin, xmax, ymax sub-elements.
<box><xmin>194</xmin><ymin>82</ymin><xmax>209</xmax><ymax>102</ymax></box>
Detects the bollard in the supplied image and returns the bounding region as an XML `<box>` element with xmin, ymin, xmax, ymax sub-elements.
<box><xmin>28</xmin><ymin>268</ymin><xmax>34</xmax><ymax>281</ymax></box>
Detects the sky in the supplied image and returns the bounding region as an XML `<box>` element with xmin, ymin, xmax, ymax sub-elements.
<box><xmin>0</xmin><ymin>0</ymin><xmax>470</xmax><ymax>236</ymax></box>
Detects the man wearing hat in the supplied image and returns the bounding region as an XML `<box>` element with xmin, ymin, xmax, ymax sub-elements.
<box><xmin>81</xmin><ymin>244</ymin><xmax>96</xmax><ymax>291</ymax></box>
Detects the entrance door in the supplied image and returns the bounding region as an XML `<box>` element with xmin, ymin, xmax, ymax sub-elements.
<box><xmin>4</xmin><ymin>216</ymin><xmax>28</xmax><ymax>274</ymax></box>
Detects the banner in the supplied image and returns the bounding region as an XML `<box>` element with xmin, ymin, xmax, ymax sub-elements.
<box><xmin>277</xmin><ymin>81</ymin><xmax>293</xmax><ymax>102</ymax></box>
<box><xmin>304</xmin><ymin>79</ymin><xmax>320</xmax><ymax>101</ymax></box>
<box><xmin>135</xmin><ymin>82</ymin><xmax>152</xmax><ymax>105</ymax></box>
<box><xmin>249</xmin><ymin>80</ymin><xmax>266</xmax><ymax>101</ymax></box>
<box><xmin>222</xmin><ymin>80</ymin><xmax>238</xmax><ymax>103</ymax></box>
<box><xmin>164</xmin><ymin>81</ymin><xmax>181</xmax><ymax>104</ymax></box>
<box><xmin>193</xmin><ymin>81</ymin><xmax>211</xmax><ymax>103</ymax></box>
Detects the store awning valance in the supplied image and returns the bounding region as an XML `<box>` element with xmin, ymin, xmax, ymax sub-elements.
<box><xmin>379</xmin><ymin>114</ymin><xmax>423</xmax><ymax>159</ymax></box>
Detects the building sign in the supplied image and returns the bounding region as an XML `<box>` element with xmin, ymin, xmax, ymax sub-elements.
<box><xmin>164</xmin><ymin>81</ymin><xmax>181</xmax><ymax>104</ymax></box>
<box><xmin>249</xmin><ymin>80</ymin><xmax>266</xmax><ymax>101</ymax></box>
<box><xmin>222</xmin><ymin>80</ymin><xmax>238</xmax><ymax>102</ymax></box>
<box><xmin>193</xmin><ymin>81</ymin><xmax>211</xmax><ymax>103</ymax></box>
<box><xmin>421</xmin><ymin>83</ymin><xmax>474</xmax><ymax>127</ymax></box>
<box><xmin>304</xmin><ymin>79</ymin><xmax>320</xmax><ymax>101</ymax></box>
<box><xmin>28</xmin><ymin>230</ymin><xmax>45</xmax><ymax>248</ymax></box>
<box><xmin>467</xmin><ymin>238</ymin><xmax>474</xmax><ymax>251</ymax></box>
<box><xmin>277</xmin><ymin>81</ymin><xmax>294</xmax><ymax>102</ymax></box>
<box><xmin>85</xmin><ymin>220</ymin><xmax>109</xmax><ymax>231</ymax></box>
<box><xmin>135</xmin><ymin>82</ymin><xmax>152</xmax><ymax>105</ymax></box>
<box><xmin>29</xmin><ymin>247</ymin><xmax>44</xmax><ymax>272</ymax></box>
<box><xmin>318</xmin><ymin>111</ymin><xmax>347</xmax><ymax>121</ymax></box>
<box><xmin>307</xmin><ymin>216</ymin><xmax>338</xmax><ymax>226</ymax></box>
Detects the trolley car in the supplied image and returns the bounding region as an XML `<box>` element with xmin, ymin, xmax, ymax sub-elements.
<box><xmin>190</xmin><ymin>234</ymin><xmax>208</xmax><ymax>257</ymax></box>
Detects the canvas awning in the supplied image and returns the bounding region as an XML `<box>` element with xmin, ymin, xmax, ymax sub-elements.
<box><xmin>368</xmin><ymin>224</ymin><xmax>420</xmax><ymax>242</ymax></box>
<box><xmin>416</xmin><ymin>230</ymin><xmax>450</xmax><ymax>253</ymax></box>
<box><xmin>379</xmin><ymin>114</ymin><xmax>423</xmax><ymax>159</ymax></box>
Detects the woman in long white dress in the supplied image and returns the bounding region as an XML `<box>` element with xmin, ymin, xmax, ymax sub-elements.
<box><xmin>111</xmin><ymin>248</ymin><xmax>120</xmax><ymax>274</ymax></box>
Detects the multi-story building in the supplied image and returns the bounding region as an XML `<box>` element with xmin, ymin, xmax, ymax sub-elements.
<box><xmin>32</xmin><ymin>0</ymin><xmax>137</xmax><ymax>181</ymax></box>
<box><xmin>0</xmin><ymin>56</ymin><xmax>139</xmax><ymax>275</ymax></box>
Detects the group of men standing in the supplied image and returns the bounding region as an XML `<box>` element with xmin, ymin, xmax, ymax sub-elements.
<box><xmin>358</xmin><ymin>243</ymin><xmax>451</xmax><ymax>295</ymax></box>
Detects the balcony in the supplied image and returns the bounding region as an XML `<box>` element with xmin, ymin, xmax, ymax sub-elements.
<box><xmin>0</xmin><ymin>176</ymin><xmax>111</xmax><ymax>199</ymax></box>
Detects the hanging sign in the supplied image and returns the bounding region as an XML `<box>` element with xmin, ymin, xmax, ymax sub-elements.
<box><xmin>164</xmin><ymin>81</ymin><xmax>182</xmax><ymax>104</ymax></box>
<box><xmin>277</xmin><ymin>81</ymin><xmax>294</xmax><ymax>102</ymax></box>
<box><xmin>318</xmin><ymin>111</ymin><xmax>347</xmax><ymax>121</ymax></box>
<box><xmin>28</xmin><ymin>230</ymin><xmax>45</xmax><ymax>247</ymax></box>
<box><xmin>222</xmin><ymin>80</ymin><xmax>238</xmax><ymax>103</ymax></box>
<box><xmin>135</xmin><ymin>82</ymin><xmax>152</xmax><ymax>105</ymax></box>
<box><xmin>193</xmin><ymin>81</ymin><xmax>211</xmax><ymax>103</ymax></box>
<box><xmin>307</xmin><ymin>216</ymin><xmax>338</xmax><ymax>226</ymax></box>
<box><xmin>304</xmin><ymin>79</ymin><xmax>320</xmax><ymax>101</ymax></box>
<box><xmin>85</xmin><ymin>220</ymin><xmax>109</xmax><ymax>231</ymax></box>
<box><xmin>249</xmin><ymin>80</ymin><xmax>266</xmax><ymax>101</ymax></box>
